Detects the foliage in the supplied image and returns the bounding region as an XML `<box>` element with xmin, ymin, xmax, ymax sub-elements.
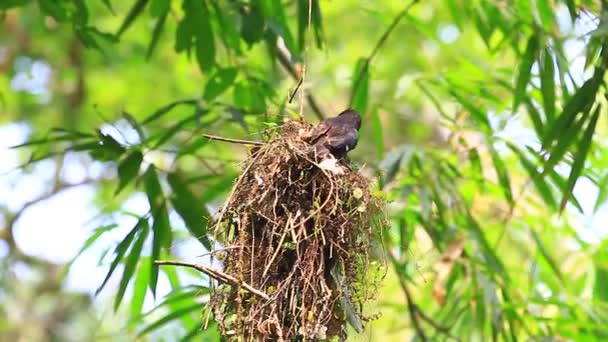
<box><xmin>2</xmin><ymin>0</ymin><xmax>608</xmax><ymax>340</ymax></box>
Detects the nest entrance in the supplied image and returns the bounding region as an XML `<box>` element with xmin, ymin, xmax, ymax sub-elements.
<box><xmin>210</xmin><ymin>120</ymin><xmax>385</xmax><ymax>341</ymax></box>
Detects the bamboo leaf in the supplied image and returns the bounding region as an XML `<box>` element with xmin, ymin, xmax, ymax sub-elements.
<box><xmin>489</xmin><ymin>144</ymin><xmax>513</xmax><ymax>204</ymax></box>
<box><xmin>146</xmin><ymin>11</ymin><xmax>168</xmax><ymax>60</ymax></box>
<box><xmin>203</xmin><ymin>67</ymin><xmax>238</xmax><ymax>102</ymax></box>
<box><xmin>513</xmin><ymin>34</ymin><xmax>539</xmax><ymax>112</ymax></box>
<box><xmin>116</xmin><ymin>0</ymin><xmax>149</xmax><ymax>38</ymax></box>
<box><xmin>350</xmin><ymin>58</ymin><xmax>370</xmax><ymax>114</ymax></box>
<box><xmin>559</xmin><ymin>105</ymin><xmax>600</xmax><ymax>211</ymax></box>
<box><xmin>529</xmin><ymin>227</ymin><xmax>564</xmax><ymax>282</ymax></box>
<box><xmin>95</xmin><ymin>224</ymin><xmax>140</xmax><ymax>295</ymax></box>
<box><xmin>142</xmin><ymin>100</ymin><xmax>198</xmax><ymax>125</ymax></box>
<box><xmin>115</xmin><ymin>220</ymin><xmax>150</xmax><ymax>311</ymax></box>
<box><xmin>525</xmin><ymin>98</ymin><xmax>545</xmax><ymax>137</ymax></box>
<box><xmin>535</xmin><ymin>0</ymin><xmax>554</xmax><ymax>31</ymax></box>
<box><xmin>116</xmin><ymin>150</ymin><xmax>143</xmax><ymax>195</ymax></box>
<box><xmin>130</xmin><ymin>256</ymin><xmax>151</xmax><ymax>322</ymax></box>
<box><xmin>543</xmin><ymin>77</ymin><xmax>599</xmax><ymax>149</ymax></box>
<box><xmin>540</xmin><ymin>48</ymin><xmax>556</xmax><ymax>124</ymax></box>
<box><xmin>167</xmin><ymin>172</ymin><xmax>212</xmax><ymax>249</ymax></box>
<box><xmin>138</xmin><ymin>303</ymin><xmax>201</xmax><ymax>336</ymax></box>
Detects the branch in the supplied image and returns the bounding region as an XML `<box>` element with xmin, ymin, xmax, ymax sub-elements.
<box><xmin>350</xmin><ymin>0</ymin><xmax>421</xmax><ymax>106</ymax></box>
<box><xmin>155</xmin><ymin>260</ymin><xmax>270</xmax><ymax>300</ymax></box>
<box><xmin>201</xmin><ymin>133</ymin><xmax>264</xmax><ymax>146</ymax></box>
<box><xmin>276</xmin><ymin>47</ymin><xmax>326</xmax><ymax>120</ymax></box>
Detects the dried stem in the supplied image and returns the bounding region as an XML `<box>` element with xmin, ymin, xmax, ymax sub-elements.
<box><xmin>201</xmin><ymin>133</ymin><xmax>263</xmax><ymax>146</ymax></box>
<box><xmin>155</xmin><ymin>260</ymin><xmax>270</xmax><ymax>300</ymax></box>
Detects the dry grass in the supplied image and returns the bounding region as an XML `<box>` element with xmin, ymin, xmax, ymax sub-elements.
<box><xmin>209</xmin><ymin>120</ymin><xmax>386</xmax><ymax>341</ymax></box>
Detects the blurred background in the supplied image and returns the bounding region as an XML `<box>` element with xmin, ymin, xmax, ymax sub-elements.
<box><xmin>1</xmin><ymin>0</ymin><xmax>608</xmax><ymax>340</ymax></box>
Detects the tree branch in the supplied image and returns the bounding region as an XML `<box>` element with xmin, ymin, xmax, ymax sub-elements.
<box><xmin>350</xmin><ymin>0</ymin><xmax>421</xmax><ymax>106</ymax></box>
<box><xmin>276</xmin><ymin>46</ymin><xmax>326</xmax><ymax>120</ymax></box>
<box><xmin>155</xmin><ymin>260</ymin><xmax>270</xmax><ymax>300</ymax></box>
<box><xmin>201</xmin><ymin>133</ymin><xmax>264</xmax><ymax>146</ymax></box>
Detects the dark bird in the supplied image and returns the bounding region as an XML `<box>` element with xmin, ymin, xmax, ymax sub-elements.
<box><xmin>307</xmin><ymin>108</ymin><xmax>362</xmax><ymax>159</ymax></box>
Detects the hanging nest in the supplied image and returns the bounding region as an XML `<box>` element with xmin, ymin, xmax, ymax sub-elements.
<box><xmin>209</xmin><ymin>120</ymin><xmax>386</xmax><ymax>341</ymax></box>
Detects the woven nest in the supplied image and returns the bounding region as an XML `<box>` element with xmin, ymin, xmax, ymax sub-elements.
<box><xmin>209</xmin><ymin>120</ymin><xmax>386</xmax><ymax>341</ymax></box>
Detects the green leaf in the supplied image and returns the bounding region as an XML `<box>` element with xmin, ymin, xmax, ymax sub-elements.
<box><xmin>297</xmin><ymin>0</ymin><xmax>324</xmax><ymax>49</ymax></box>
<box><xmin>594</xmin><ymin>258</ymin><xmax>608</xmax><ymax>303</ymax></box>
<box><xmin>1</xmin><ymin>0</ymin><xmax>28</xmax><ymax>10</ymax></box>
<box><xmin>489</xmin><ymin>144</ymin><xmax>513</xmax><ymax>204</ymax></box>
<box><xmin>95</xmin><ymin>224</ymin><xmax>140</xmax><ymax>295</ymax></box>
<box><xmin>146</xmin><ymin>11</ymin><xmax>168</xmax><ymax>60</ymax></box>
<box><xmin>193</xmin><ymin>3</ymin><xmax>215</xmax><ymax>73</ymax></box>
<box><xmin>153</xmin><ymin>112</ymin><xmax>202</xmax><ymax>148</ymax></box>
<box><xmin>514</xmin><ymin>0</ymin><xmax>533</xmax><ymax>23</ymax></box>
<box><xmin>241</xmin><ymin>1</ymin><xmax>265</xmax><ymax>46</ymax></box>
<box><xmin>144</xmin><ymin>165</ymin><xmax>163</xmax><ymax>213</ymax></box>
<box><xmin>149</xmin><ymin>0</ymin><xmax>169</xmax><ymax>17</ymax></box>
<box><xmin>350</xmin><ymin>58</ymin><xmax>369</xmax><ymax>113</ymax></box>
<box><xmin>541</xmin><ymin>111</ymin><xmax>587</xmax><ymax>177</ymax></box>
<box><xmin>142</xmin><ymin>99</ymin><xmax>198</xmax><ymax>125</ymax></box>
<box><xmin>525</xmin><ymin>98</ymin><xmax>545</xmax><ymax>137</ymax></box>
<box><xmin>469</xmin><ymin>217</ymin><xmax>509</xmax><ymax>281</ymax></box>
<box><xmin>265</xmin><ymin>0</ymin><xmax>298</xmax><ymax>54</ymax></box>
<box><xmin>116</xmin><ymin>150</ymin><xmax>143</xmax><ymax>195</ymax></box>
<box><xmin>507</xmin><ymin>143</ymin><xmax>557</xmax><ymax>210</ymax></box>
<box><xmin>529</xmin><ymin>227</ymin><xmax>564</xmax><ymax>283</ymax></box>
<box><xmin>143</xmin><ymin>165</ymin><xmax>171</xmax><ymax>296</ymax></box>
<box><xmin>535</xmin><ymin>0</ymin><xmax>554</xmax><ymax>31</ymax></box>
<box><xmin>72</xmin><ymin>224</ymin><xmax>118</xmax><ymax>261</ymax></box>
<box><xmin>559</xmin><ymin>105</ymin><xmax>600</xmax><ymax>211</ymax></box>
<box><xmin>468</xmin><ymin>148</ymin><xmax>484</xmax><ymax>181</ymax></box>
<box><xmin>138</xmin><ymin>303</ymin><xmax>201</xmax><ymax>336</ymax></box>
<box><xmin>130</xmin><ymin>256</ymin><xmax>151</xmax><ymax>322</ymax></box>
<box><xmin>540</xmin><ymin>48</ymin><xmax>556</xmax><ymax>124</ymax></box>
<box><xmin>101</xmin><ymin>0</ymin><xmax>114</xmax><ymax>14</ymax></box>
<box><xmin>116</xmin><ymin>0</ymin><xmax>149</xmax><ymax>38</ymax></box>
<box><xmin>203</xmin><ymin>67</ymin><xmax>238</xmax><ymax>102</ymax></box>
<box><xmin>38</xmin><ymin>0</ymin><xmax>68</xmax><ymax>21</ymax></box>
<box><xmin>167</xmin><ymin>172</ymin><xmax>212</xmax><ymax>249</ymax></box>
<box><xmin>209</xmin><ymin>1</ymin><xmax>241</xmax><ymax>53</ymax></box>
<box><xmin>370</xmin><ymin>108</ymin><xmax>384</xmax><ymax>158</ymax></box>
<box><xmin>513</xmin><ymin>34</ymin><xmax>539</xmax><ymax>112</ymax></box>
<box><xmin>543</xmin><ymin>77</ymin><xmax>600</xmax><ymax>149</ymax></box>
<box><xmin>89</xmin><ymin>132</ymin><xmax>125</xmax><ymax>162</ymax></box>
<box><xmin>115</xmin><ymin>220</ymin><xmax>150</xmax><ymax>311</ymax></box>
<box><xmin>448</xmin><ymin>90</ymin><xmax>491</xmax><ymax>132</ymax></box>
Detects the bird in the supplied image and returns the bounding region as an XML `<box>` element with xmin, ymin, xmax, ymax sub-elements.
<box><xmin>307</xmin><ymin>108</ymin><xmax>362</xmax><ymax>159</ymax></box>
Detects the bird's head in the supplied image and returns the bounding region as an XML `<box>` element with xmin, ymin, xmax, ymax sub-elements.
<box><xmin>338</xmin><ymin>108</ymin><xmax>362</xmax><ymax>130</ymax></box>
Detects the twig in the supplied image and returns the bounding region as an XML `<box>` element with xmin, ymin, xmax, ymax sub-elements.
<box><xmin>276</xmin><ymin>47</ymin><xmax>326</xmax><ymax>120</ymax></box>
<box><xmin>349</xmin><ymin>0</ymin><xmax>420</xmax><ymax>106</ymax></box>
<box><xmin>155</xmin><ymin>260</ymin><xmax>270</xmax><ymax>300</ymax></box>
<box><xmin>288</xmin><ymin>78</ymin><xmax>303</xmax><ymax>104</ymax></box>
<box><xmin>201</xmin><ymin>133</ymin><xmax>264</xmax><ymax>146</ymax></box>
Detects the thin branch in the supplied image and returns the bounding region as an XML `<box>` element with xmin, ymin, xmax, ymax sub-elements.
<box><xmin>201</xmin><ymin>133</ymin><xmax>264</xmax><ymax>146</ymax></box>
<box><xmin>155</xmin><ymin>260</ymin><xmax>270</xmax><ymax>300</ymax></box>
<box><xmin>276</xmin><ymin>47</ymin><xmax>326</xmax><ymax>120</ymax></box>
<box><xmin>349</xmin><ymin>0</ymin><xmax>421</xmax><ymax>106</ymax></box>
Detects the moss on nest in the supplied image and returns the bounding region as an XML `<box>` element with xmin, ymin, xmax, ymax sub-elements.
<box><xmin>210</xmin><ymin>120</ymin><xmax>386</xmax><ymax>341</ymax></box>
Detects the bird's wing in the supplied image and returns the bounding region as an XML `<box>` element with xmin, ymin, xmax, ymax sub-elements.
<box><xmin>308</xmin><ymin>121</ymin><xmax>331</xmax><ymax>143</ymax></box>
<box><xmin>325</xmin><ymin>129</ymin><xmax>358</xmax><ymax>152</ymax></box>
